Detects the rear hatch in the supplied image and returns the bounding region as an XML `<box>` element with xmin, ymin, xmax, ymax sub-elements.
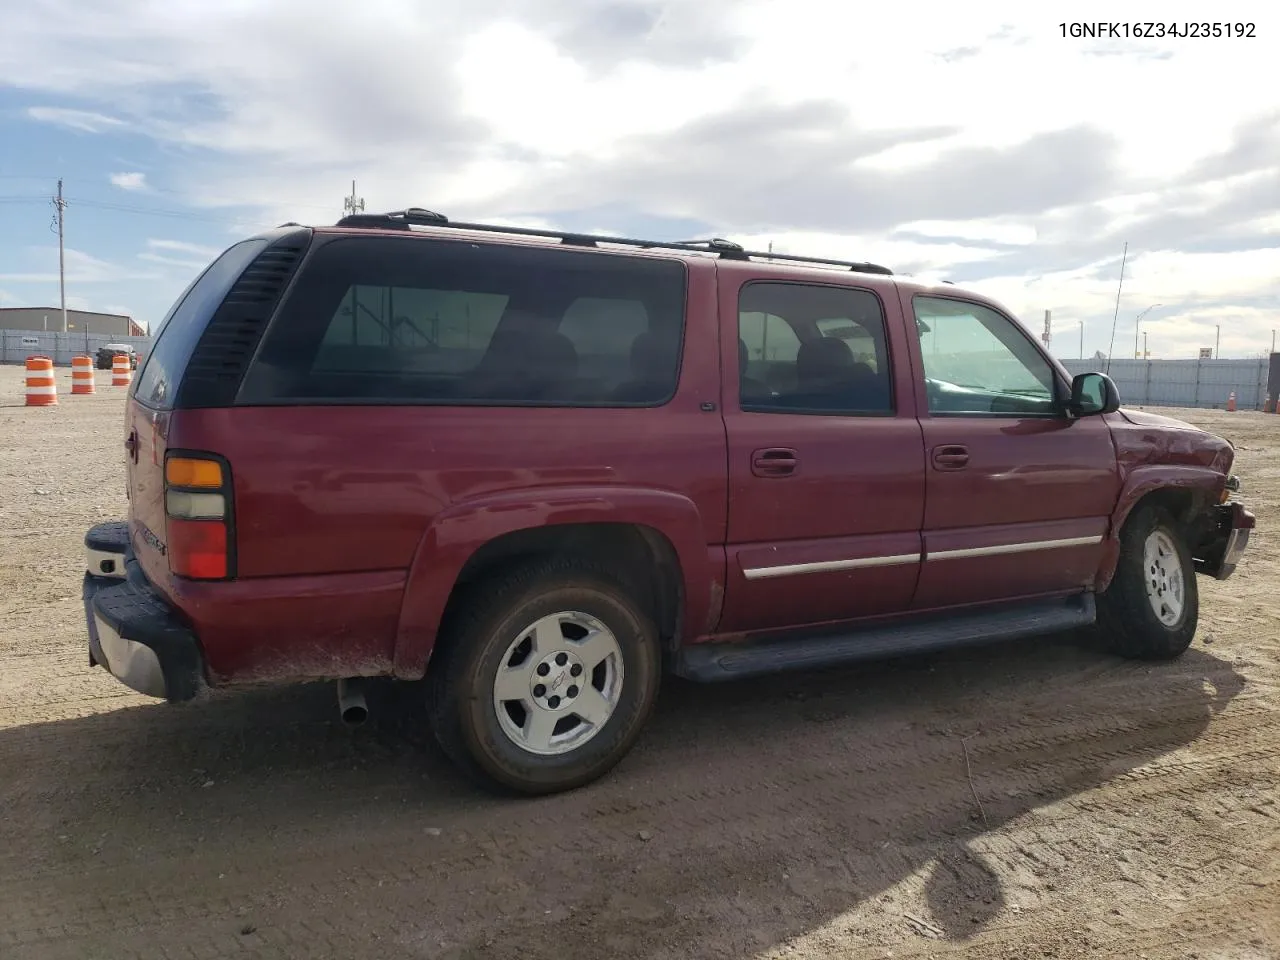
<box><xmin>125</xmin><ymin>229</ymin><xmax>310</xmax><ymax>588</ymax></box>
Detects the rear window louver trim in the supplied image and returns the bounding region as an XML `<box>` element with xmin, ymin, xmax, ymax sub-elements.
<box><xmin>175</xmin><ymin>236</ymin><xmax>309</xmax><ymax>408</ymax></box>
<box><xmin>221</xmin><ymin>249</ymin><xmax>302</xmax><ymax>305</ymax></box>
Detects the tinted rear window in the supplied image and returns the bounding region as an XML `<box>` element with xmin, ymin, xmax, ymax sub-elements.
<box><xmin>237</xmin><ymin>236</ymin><xmax>688</xmax><ymax>406</ymax></box>
<box><xmin>133</xmin><ymin>239</ymin><xmax>269</xmax><ymax>409</ymax></box>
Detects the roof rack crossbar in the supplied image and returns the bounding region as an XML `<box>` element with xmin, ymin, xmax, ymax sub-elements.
<box><xmin>334</xmin><ymin>209</ymin><xmax>893</xmax><ymax>275</ymax></box>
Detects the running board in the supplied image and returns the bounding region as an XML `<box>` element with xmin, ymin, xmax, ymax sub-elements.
<box><xmin>674</xmin><ymin>594</ymin><xmax>1096</xmax><ymax>683</ymax></box>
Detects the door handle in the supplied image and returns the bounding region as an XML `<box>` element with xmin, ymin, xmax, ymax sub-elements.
<box><xmin>932</xmin><ymin>444</ymin><xmax>969</xmax><ymax>470</ymax></box>
<box><xmin>751</xmin><ymin>447</ymin><xmax>799</xmax><ymax>477</ymax></box>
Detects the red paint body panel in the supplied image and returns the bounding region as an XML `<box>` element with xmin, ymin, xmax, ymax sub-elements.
<box><xmin>913</xmin><ymin>415</ymin><xmax>1119</xmax><ymax>605</ymax></box>
<box><xmin>715</xmin><ymin>263</ymin><xmax>926</xmax><ymax>632</ymax></box>
<box><xmin>116</xmin><ymin>231</ymin><xmax>1247</xmax><ymax>690</ymax></box>
<box><xmin>168</xmin><ymin>570</ymin><xmax>406</xmax><ymax>683</ymax></box>
<box><xmin>1092</xmin><ymin>408</ymin><xmax>1235</xmax><ymax>589</ymax></box>
<box><xmin>894</xmin><ymin>283</ymin><xmax>1122</xmax><ymax>607</ymax></box>
<box><xmin>919</xmin><ymin>517</ymin><xmax>1110</xmax><ymax>607</ymax></box>
<box><xmin>127</xmin><ymin>256</ymin><xmax>728</xmax><ymax>682</ymax></box>
<box><xmin>392</xmin><ymin>487</ymin><xmax>721</xmax><ymax>677</ymax></box>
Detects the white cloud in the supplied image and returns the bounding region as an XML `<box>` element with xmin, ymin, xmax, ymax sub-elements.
<box><xmin>109</xmin><ymin>171</ymin><xmax>148</xmax><ymax>191</ymax></box>
<box><xmin>25</xmin><ymin>106</ymin><xmax>126</xmax><ymax>133</ymax></box>
<box><xmin>136</xmin><ymin>238</ymin><xmax>223</xmax><ymax>270</ymax></box>
<box><xmin>0</xmin><ymin>247</ymin><xmax>163</xmax><ymax>285</ymax></box>
<box><xmin>893</xmin><ymin>221</ymin><xmax>1038</xmax><ymax>246</ymax></box>
<box><xmin>145</xmin><ymin>239</ymin><xmax>222</xmax><ymax>257</ymax></box>
<box><xmin>0</xmin><ymin>0</ymin><xmax>1276</xmax><ymax>358</ymax></box>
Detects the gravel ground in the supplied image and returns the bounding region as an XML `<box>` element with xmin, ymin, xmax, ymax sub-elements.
<box><xmin>1</xmin><ymin>363</ymin><xmax>1277</xmax><ymax>960</ymax></box>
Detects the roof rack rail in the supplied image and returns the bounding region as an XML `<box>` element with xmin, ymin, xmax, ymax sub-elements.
<box><xmin>333</xmin><ymin>209</ymin><xmax>893</xmax><ymax>275</ymax></box>
<box><xmin>335</xmin><ymin>207</ymin><xmax>448</xmax><ymax>230</ymax></box>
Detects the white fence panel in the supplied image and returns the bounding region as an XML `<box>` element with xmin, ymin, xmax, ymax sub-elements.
<box><xmin>1061</xmin><ymin>358</ymin><xmax>1268</xmax><ymax>410</ymax></box>
<box><xmin>1</xmin><ymin>330</ymin><xmax>153</xmax><ymax>367</ymax></box>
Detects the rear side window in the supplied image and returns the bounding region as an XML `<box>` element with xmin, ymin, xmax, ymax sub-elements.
<box><xmin>133</xmin><ymin>239</ymin><xmax>269</xmax><ymax>409</ymax></box>
<box><xmin>738</xmin><ymin>282</ymin><xmax>893</xmax><ymax>415</ymax></box>
<box><xmin>238</xmin><ymin>236</ymin><xmax>688</xmax><ymax>406</ymax></box>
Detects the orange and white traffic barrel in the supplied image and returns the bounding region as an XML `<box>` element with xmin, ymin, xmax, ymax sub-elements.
<box><xmin>111</xmin><ymin>354</ymin><xmax>132</xmax><ymax>387</ymax></box>
<box><xmin>25</xmin><ymin>356</ymin><xmax>57</xmax><ymax>406</ymax></box>
<box><xmin>71</xmin><ymin>355</ymin><xmax>97</xmax><ymax>395</ymax></box>
<box><xmin>1226</xmin><ymin>391</ymin><xmax>1237</xmax><ymax>412</ymax></box>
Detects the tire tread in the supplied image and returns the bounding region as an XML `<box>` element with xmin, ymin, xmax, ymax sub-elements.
<box><xmin>1096</xmin><ymin>504</ymin><xmax>1198</xmax><ymax>660</ymax></box>
<box><xmin>425</xmin><ymin>557</ymin><xmax>659</xmax><ymax>795</ymax></box>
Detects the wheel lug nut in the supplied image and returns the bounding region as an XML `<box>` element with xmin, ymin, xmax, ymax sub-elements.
<box><xmin>537</xmin><ymin>663</ymin><xmax>550</xmax><ymax>676</ymax></box>
<box><xmin>555</xmin><ymin>653</ymin><xmax>568</xmax><ymax>666</ymax></box>
<box><xmin>534</xmin><ymin>684</ymin><xmax>546</xmax><ymax>697</ymax></box>
<box><xmin>570</xmin><ymin>664</ymin><xmax>583</xmax><ymax>677</ymax></box>
<box><xmin>548</xmin><ymin>695</ymin><xmax>561</xmax><ymax>708</ymax></box>
<box><xmin>567</xmin><ymin>685</ymin><xmax>578</xmax><ymax>698</ymax></box>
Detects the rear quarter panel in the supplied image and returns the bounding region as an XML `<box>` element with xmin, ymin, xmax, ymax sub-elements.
<box><xmin>163</xmin><ymin>256</ymin><xmax>728</xmax><ymax>682</ymax></box>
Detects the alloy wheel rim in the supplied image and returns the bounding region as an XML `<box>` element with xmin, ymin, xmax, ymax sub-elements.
<box><xmin>1143</xmin><ymin>529</ymin><xmax>1185</xmax><ymax>627</ymax></box>
<box><xmin>492</xmin><ymin>611</ymin><xmax>625</xmax><ymax>756</ymax></box>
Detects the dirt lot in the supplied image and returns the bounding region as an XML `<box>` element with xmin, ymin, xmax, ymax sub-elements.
<box><xmin>0</xmin><ymin>363</ymin><xmax>1276</xmax><ymax>960</ymax></box>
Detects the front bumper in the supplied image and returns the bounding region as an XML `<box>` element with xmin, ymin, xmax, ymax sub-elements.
<box><xmin>1193</xmin><ymin>500</ymin><xmax>1256</xmax><ymax>582</ymax></box>
<box><xmin>83</xmin><ymin>521</ymin><xmax>206</xmax><ymax>701</ymax></box>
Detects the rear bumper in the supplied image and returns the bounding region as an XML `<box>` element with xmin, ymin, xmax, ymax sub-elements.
<box><xmin>1194</xmin><ymin>501</ymin><xmax>1256</xmax><ymax>582</ymax></box>
<box><xmin>83</xmin><ymin>521</ymin><xmax>206</xmax><ymax>701</ymax></box>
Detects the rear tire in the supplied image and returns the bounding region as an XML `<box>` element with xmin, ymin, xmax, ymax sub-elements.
<box><xmin>1096</xmin><ymin>504</ymin><xmax>1199</xmax><ymax>660</ymax></box>
<box><xmin>426</xmin><ymin>558</ymin><xmax>661</xmax><ymax>795</ymax></box>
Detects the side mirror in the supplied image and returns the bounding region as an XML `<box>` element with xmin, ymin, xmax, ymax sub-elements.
<box><xmin>1068</xmin><ymin>372</ymin><xmax>1120</xmax><ymax>417</ymax></box>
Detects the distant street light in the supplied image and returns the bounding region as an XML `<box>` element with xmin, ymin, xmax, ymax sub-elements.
<box><xmin>1134</xmin><ymin>303</ymin><xmax>1162</xmax><ymax>359</ymax></box>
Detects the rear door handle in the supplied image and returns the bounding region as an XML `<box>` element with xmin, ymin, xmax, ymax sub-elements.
<box><xmin>932</xmin><ymin>444</ymin><xmax>970</xmax><ymax>470</ymax></box>
<box><xmin>752</xmin><ymin>447</ymin><xmax>799</xmax><ymax>477</ymax></box>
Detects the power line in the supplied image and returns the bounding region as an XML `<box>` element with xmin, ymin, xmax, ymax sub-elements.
<box><xmin>69</xmin><ymin>197</ymin><xmax>247</xmax><ymax>223</ymax></box>
<box><xmin>0</xmin><ymin>190</ymin><xmax>346</xmax><ymax>223</ymax></box>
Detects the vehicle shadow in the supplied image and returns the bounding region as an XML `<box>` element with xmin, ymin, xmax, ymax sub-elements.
<box><xmin>0</xmin><ymin>637</ymin><xmax>1247</xmax><ymax>959</ymax></box>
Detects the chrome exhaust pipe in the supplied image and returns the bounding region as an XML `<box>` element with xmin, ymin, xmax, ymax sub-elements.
<box><xmin>337</xmin><ymin>677</ymin><xmax>368</xmax><ymax>726</ymax></box>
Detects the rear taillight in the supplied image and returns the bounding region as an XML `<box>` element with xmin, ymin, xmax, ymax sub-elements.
<box><xmin>164</xmin><ymin>453</ymin><xmax>234</xmax><ymax>580</ymax></box>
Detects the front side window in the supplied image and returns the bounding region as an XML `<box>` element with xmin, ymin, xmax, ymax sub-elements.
<box><xmin>238</xmin><ymin>237</ymin><xmax>687</xmax><ymax>406</ymax></box>
<box><xmin>913</xmin><ymin>296</ymin><xmax>1058</xmax><ymax>416</ymax></box>
<box><xmin>737</xmin><ymin>282</ymin><xmax>893</xmax><ymax>415</ymax></box>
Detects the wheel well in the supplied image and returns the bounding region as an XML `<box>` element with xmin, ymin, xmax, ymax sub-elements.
<box><xmin>1131</xmin><ymin>488</ymin><xmax>1197</xmax><ymax>528</ymax></box>
<box><xmin>1125</xmin><ymin>486</ymin><xmax>1218</xmax><ymax>549</ymax></box>
<box><xmin>436</xmin><ymin>523</ymin><xmax>684</xmax><ymax>661</ymax></box>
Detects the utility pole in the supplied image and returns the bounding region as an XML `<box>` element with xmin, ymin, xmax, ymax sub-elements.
<box><xmin>1041</xmin><ymin>309</ymin><xmax>1052</xmax><ymax>349</ymax></box>
<box><xmin>1215</xmin><ymin>324</ymin><xmax>1221</xmax><ymax>359</ymax></box>
<box><xmin>52</xmin><ymin>179</ymin><xmax>68</xmax><ymax>333</ymax></box>
<box><xmin>1143</xmin><ymin>331</ymin><xmax>1148</xmax><ymax>359</ymax></box>
<box><xmin>343</xmin><ymin>180</ymin><xmax>365</xmax><ymax>219</ymax></box>
<box><xmin>1079</xmin><ymin>320</ymin><xmax>1084</xmax><ymax>359</ymax></box>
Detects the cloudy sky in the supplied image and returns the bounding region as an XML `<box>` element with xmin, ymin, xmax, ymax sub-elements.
<box><xmin>0</xmin><ymin>0</ymin><xmax>1276</xmax><ymax>360</ymax></box>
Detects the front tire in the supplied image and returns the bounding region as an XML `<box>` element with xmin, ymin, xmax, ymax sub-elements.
<box><xmin>1096</xmin><ymin>504</ymin><xmax>1199</xmax><ymax>660</ymax></box>
<box><xmin>426</xmin><ymin>558</ymin><xmax>661</xmax><ymax>795</ymax></box>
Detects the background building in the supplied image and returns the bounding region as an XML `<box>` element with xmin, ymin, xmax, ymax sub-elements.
<box><xmin>0</xmin><ymin>307</ymin><xmax>145</xmax><ymax>337</ymax></box>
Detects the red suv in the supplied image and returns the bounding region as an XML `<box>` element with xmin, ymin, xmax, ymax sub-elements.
<box><xmin>81</xmin><ymin>208</ymin><xmax>1255</xmax><ymax>794</ymax></box>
